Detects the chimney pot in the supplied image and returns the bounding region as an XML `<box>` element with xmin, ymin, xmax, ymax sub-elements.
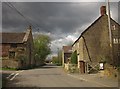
<box><xmin>100</xmin><ymin>6</ymin><xmax>106</xmax><ymax>16</ymax></box>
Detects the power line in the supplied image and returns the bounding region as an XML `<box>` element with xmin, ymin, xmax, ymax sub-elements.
<box><xmin>4</xmin><ymin>2</ymin><xmax>40</xmax><ymax>31</ymax></box>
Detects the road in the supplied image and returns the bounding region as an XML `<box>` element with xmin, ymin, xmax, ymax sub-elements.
<box><xmin>2</xmin><ymin>64</ymin><xmax>119</xmax><ymax>88</ymax></box>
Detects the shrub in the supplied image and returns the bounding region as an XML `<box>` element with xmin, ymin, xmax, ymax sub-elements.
<box><xmin>68</xmin><ymin>64</ymin><xmax>79</xmax><ymax>73</ymax></box>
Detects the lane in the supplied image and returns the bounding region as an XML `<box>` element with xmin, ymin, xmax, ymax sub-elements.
<box><xmin>5</xmin><ymin>64</ymin><xmax>109</xmax><ymax>87</ymax></box>
<box><xmin>67</xmin><ymin>74</ymin><xmax>111</xmax><ymax>87</ymax></box>
<box><xmin>2</xmin><ymin>64</ymin><xmax>117</xmax><ymax>87</ymax></box>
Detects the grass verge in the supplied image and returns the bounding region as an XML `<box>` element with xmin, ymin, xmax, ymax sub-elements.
<box><xmin>0</xmin><ymin>67</ymin><xmax>17</xmax><ymax>71</ymax></box>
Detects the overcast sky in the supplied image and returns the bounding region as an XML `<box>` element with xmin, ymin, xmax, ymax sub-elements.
<box><xmin>2</xmin><ymin>1</ymin><xmax>119</xmax><ymax>57</ymax></box>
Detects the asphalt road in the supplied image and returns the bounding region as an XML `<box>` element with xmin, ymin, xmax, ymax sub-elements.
<box><xmin>2</xmin><ymin>64</ymin><xmax>119</xmax><ymax>88</ymax></box>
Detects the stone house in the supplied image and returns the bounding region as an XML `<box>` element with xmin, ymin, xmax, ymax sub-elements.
<box><xmin>0</xmin><ymin>26</ymin><xmax>35</xmax><ymax>69</ymax></box>
<box><xmin>72</xmin><ymin>6</ymin><xmax>120</xmax><ymax>74</ymax></box>
<box><xmin>62</xmin><ymin>46</ymin><xmax>72</xmax><ymax>66</ymax></box>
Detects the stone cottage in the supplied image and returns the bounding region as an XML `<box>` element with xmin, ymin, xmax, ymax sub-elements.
<box><xmin>0</xmin><ymin>26</ymin><xmax>35</xmax><ymax>69</ymax></box>
<box><xmin>62</xmin><ymin>46</ymin><xmax>72</xmax><ymax>66</ymax></box>
<box><xmin>72</xmin><ymin>6</ymin><xmax>120</xmax><ymax>74</ymax></box>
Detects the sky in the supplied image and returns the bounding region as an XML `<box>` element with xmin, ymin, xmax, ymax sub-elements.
<box><xmin>1</xmin><ymin>1</ymin><xmax>119</xmax><ymax>58</ymax></box>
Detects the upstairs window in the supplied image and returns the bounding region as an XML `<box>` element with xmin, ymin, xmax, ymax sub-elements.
<box><xmin>113</xmin><ymin>38</ymin><xmax>118</xmax><ymax>44</ymax></box>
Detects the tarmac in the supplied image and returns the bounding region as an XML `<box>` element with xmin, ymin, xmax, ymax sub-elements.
<box><xmin>68</xmin><ymin>72</ymin><xmax>119</xmax><ymax>88</ymax></box>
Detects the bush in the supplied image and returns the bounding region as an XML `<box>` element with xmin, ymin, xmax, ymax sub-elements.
<box><xmin>68</xmin><ymin>64</ymin><xmax>79</xmax><ymax>73</ymax></box>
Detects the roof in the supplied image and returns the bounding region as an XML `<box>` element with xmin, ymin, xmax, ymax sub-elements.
<box><xmin>63</xmin><ymin>46</ymin><xmax>72</xmax><ymax>53</ymax></box>
<box><xmin>0</xmin><ymin>33</ymin><xmax>26</xmax><ymax>43</ymax></box>
<box><xmin>0</xmin><ymin>26</ymin><xmax>33</xmax><ymax>44</ymax></box>
<box><xmin>72</xmin><ymin>14</ymin><xmax>120</xmax><ymax>46</ymax></box>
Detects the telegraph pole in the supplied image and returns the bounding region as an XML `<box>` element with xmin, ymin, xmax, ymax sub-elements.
<box><xmin>57</xmin><ymin>48</ymin><xmax>59</xmax><ymax>62</ymax></box>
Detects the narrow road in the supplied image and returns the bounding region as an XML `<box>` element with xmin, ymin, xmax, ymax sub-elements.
<box><xmin>2</xmin><ymin>64</ymin><xmax>118</xmax><ymax>88</ymax></box>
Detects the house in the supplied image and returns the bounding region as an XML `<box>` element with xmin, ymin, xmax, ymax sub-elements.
<box><xmin>62</xmin><ymin>46</ymin><xmax>72</xmax><ymax>66</ymax></box>
<box><xmin>72</xmin><ymin>6</ymin><xmax>120</xmax><ymax>74</ymax></box>
<box><xmin>0</xmin><ymin>26</ymin><xmax>35</xmax><ymax>69</ymax></box>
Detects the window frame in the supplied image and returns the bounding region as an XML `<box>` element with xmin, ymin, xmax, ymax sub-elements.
<box><xmin>9</xmin><ymin>51</ymin><xmax>15</xmax><ymax>59</ymax></box>
<box><xmin>113</xmin><ymin>38</ymin><xmax>119</xmax><ymax>44</ymax></box>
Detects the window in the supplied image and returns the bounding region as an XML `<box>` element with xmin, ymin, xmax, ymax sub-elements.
<box><xmin>112</xmin><ymin>25</ymin><xmax>116</xmax><ymax>30</ymax></box>
<box><xmin>113</xmin><ymin>38</ymin><xmax>118</xmax><ymax>44</ymax></box>
<box><xmin>9</xmin><ymin>51</ymin><xmax>15</xmax><ymax>58</ymax></box>
<box><xmin>11</xmin><ymin>44</ymin><xmax>17</xmax><ymax>48</ymax></box>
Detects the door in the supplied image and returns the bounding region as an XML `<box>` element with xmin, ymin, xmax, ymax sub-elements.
<box><xmin>80</xmin><ymin>61</ymin><xmax>85</xmax><ymax>74</ymax></box>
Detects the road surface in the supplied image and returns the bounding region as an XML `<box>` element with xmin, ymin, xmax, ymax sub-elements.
<box><xmin>2</xmin><ymin>64</ymin><xmax>119</xmax><ymax>88</ymax></box>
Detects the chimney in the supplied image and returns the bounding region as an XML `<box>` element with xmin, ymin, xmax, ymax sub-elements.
<box><xmin>100</xmin><ymin>6</ymin><xmax>106</xmax><ymax>16</ymax></box>
<box><xmin>28</xmin><ymin>25</ymin><xmax>32</xmax><ymax>29</ymax></box>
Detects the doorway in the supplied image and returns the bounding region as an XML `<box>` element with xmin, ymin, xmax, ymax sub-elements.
<box><xmin>79</xmin><ymin>61</ymin><xmax>85</xmax><ymax>74</ymax></box>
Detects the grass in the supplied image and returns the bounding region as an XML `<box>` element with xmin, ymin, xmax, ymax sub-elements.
<box><xmin>0</xmin><ymin>67</ymin><xmax>17</xmax><ymax>71</ymax></box>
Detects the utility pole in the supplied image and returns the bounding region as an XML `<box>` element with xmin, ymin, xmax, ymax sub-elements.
<box><xmin>57</xmin><ymin>48</ymin><xmax>59</xmax><ymax>62</ymax></box>
<box><xmin>106</xmin><ymin>0</ymin><xmax>114</xmax><ymax>65</ymax></box>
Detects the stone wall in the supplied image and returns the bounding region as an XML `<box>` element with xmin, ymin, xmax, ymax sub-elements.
<box><xmin>2</xmin><ymin>59</ymin><xmax>19</xmax><ymax>69</ymax></box>
<box><xmin>25</xmin><ymin>29</ymin><xmax>35</xmax><ymax>68</ymax></box>
<box><xmin>64</xmin><ymin>53</ymin><xmax>71</xmax><ymax>63</ymax></box>
<box><xmin>72</xmin><ymin>15</ymin><xmax>120</xmax><ymax>74</ymax></box>
<box><xmin>1</xmin><ymin>44</ymin><xmax>10</xmax><ymax>57</ymax></box>
<box><xmin>82</xmin><ymin>15</ymin><xmax>120</xmax><ymax>67</ymax></box>
<box><xmin>1</xmin><ymin>43</ymin><xmax>26</xmax><ymax>68</ymax></box>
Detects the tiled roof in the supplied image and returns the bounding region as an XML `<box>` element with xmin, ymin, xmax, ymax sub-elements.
<box><xmin>0</xmin><ymin>33</ymin><xmax>26</xmax><ymax>43</ymax></box>
<box><xmin>63</xmin><ymin>46</ymin><xmax>72</xmax><ymax>53</ymax></box>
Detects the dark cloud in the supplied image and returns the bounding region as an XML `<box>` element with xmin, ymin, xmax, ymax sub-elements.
<box><xmin>2</xmin><ymin>2</ymin><xmax>103</xmax><ymax>32</ymax></box>
<box><xmin>2</xmin><ymin>2</ymin><xmax>118</xmax><ymax>56</ymax></box>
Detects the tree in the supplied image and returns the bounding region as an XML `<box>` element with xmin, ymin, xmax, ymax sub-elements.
<box><xmin>71</xmin><ymin>51</ymin><xmax>78</xmax><ymax>64</ymax></box>
<box><xmin>52</xmin><ymin>56</ymin><xmax>59</xmax><ymax>64</ymax></box>
<box><xmin>52</xmin><ymin>50</ymin><xmax>62</xmax><ymax>66</ymax></box>
<box><xmin>34</xmin><ymin>34</ymin><xmax>51</xmax><ymax>63</ymax></box>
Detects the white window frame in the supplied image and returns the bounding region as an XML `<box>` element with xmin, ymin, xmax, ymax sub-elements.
<box><xmin>113</xmin><ymin>38</ymin><xmax>119</xmax><ymax>44</ymax></box>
